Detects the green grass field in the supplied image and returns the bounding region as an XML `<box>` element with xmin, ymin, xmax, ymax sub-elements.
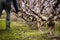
<box><xmin>0</xmin><ymin>15</ymin><xmax>60</xmax><ymax>40</ymax></box>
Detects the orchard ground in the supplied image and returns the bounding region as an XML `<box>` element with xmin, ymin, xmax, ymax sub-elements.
<box><xmin>0</xmin><ymin>13</ymin><xmax>60</xmax><ymax>40</ymax></box>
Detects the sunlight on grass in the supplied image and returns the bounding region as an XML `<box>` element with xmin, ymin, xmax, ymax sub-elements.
<box><xmin>0</xmin><ymin>20</ymin><xmax>6</xmax><ymax>29</ymax></box>
<box><xmin>0</xmin><ymin>18</ymin><xmax>60</xmax><ymax>40</ymax></box>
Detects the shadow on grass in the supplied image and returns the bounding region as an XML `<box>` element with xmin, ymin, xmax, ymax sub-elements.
<box><xmin>0</xmin><ymin>29</ymin><xmax>6</xmax><ymax>32</ymax></box>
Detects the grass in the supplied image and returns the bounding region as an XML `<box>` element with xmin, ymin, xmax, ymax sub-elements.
<box><xmin>0</xmin><ymin>17</ymin><xmax>60</xmax><ymax>40</ymax></box>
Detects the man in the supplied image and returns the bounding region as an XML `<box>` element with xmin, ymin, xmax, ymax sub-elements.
<box><xmin>0</xmin><ymin>0</ymin><xmax>19</xmax><ymax>31</ymax></box>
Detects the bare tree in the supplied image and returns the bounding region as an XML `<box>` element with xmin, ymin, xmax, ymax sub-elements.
<box><xmin>16</xmin><ymin>0</ymin><xmax>60</xmax><ymax>31</ymax></box>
